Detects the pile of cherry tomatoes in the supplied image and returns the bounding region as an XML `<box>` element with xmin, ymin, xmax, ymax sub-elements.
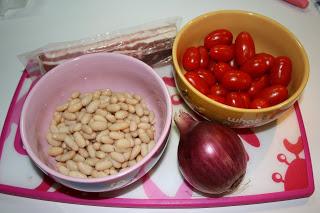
<box><xmin>182</xmin><ymin>29</ymin><xmax>292</xmax><ymax>109</ymax></box>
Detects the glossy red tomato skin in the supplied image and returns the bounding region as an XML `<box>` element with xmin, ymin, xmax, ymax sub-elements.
<box><xmin>256</xmin><ymin>85</ymin><xmax>288</xmax><ymax>106</ymax></box>
<box><xmin>204</xmin><ymin>29</ymin><xmax>233</xmax><ymax>49</ymax></box>
<box><xmin>221</xmin><ymin>70</ymin><xmax>252</xmax><ymax>91</ymax></box>
<box><xmin>248</xmin><ymin>75</ymin><xmax>270</xmax><ymax>97</ymax></box>
<box><xmin>209</xmin><ymin>45</ymin><xmax>234</xmax><ymax>62</ymax></box>
<box><xmin>196</xmin><ymin>68</ymin><xmax>216</xmax><ymax>86</ymax></box>
<box><xmin>241</xmin><ymin>53</ymin><xmax>275</xmax><ymax>77</ymax></box>
<box><xmin>182</xmin><ymin>47</ymin><xmax>200</xmax><ymax>71</ymax></box>
<box><xmin>235</xmin><ymin>32</ymin><xmax>255</xmax><ymax>66</ymax></box>
<box><xmin>207</xmin><ymin>94</ymin><xmax>226</xmax><ymax>104</ymax></box>
<box><xmin>207</xmin><ymin>59</ymin><xmax>216</xmax><ymax>73</ymax></box>
<box><xmin>210</xmin><ymin>84</ymin><xmax>228</xmax><ymax>97</ymax></box>
<box><xmin>225</xmin><ymin>92</ymin><xmax>248</xmax><ymax>108</ymax></box>
<box><xmin>269</xmin><ymin>56</ymin><xmax>292</xmax><ymax>86</ymax></box>
<box><xmin>240</xmin><ymin>92</ymin><xmax>251</xmax><ymax>108</ymax></box>
<box><xmin>212</xmin><ymin>62</ymin><xmax>232</xmax><ymax>82</ymax></box>
<box><xmin>184</xmin><ymin>72</ymin><xmax>209</xmax><ymax>94</ymax></box>
<box><xmin>198</xmin><ymin>46</ymin><xmax>209</xmax><ymax>68</ymax></box>
<box><xmin>250</xmin><ymin>98</ymin><xmax>270</xmax><ymax>109</ymax></box>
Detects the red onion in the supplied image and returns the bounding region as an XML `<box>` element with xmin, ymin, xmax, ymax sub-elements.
<box><xmin>174</xmin><ymin>111</ymin><xmax>247</xmax><ymax>195</ymax></box>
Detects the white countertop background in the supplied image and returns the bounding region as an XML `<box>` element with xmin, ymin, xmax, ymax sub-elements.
<box><xmin>1</xmin><ymin>0</ymin><xmax>319</xmax><ymax>212</ymax></box>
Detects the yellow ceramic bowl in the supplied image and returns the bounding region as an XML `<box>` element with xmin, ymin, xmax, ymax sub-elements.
<box><xmin>172</xmin><ymin>10</ymin><xmax>309</xmax><ymax>128</ymax></box>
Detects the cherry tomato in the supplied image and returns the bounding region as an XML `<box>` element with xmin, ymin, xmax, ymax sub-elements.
<box><xmin>248</xmin><ymin>75</ymin><xmax>269</xmax><ymax>97</ymax></box>
<box><xmin>184</xmin><ymin>72</ymin><xmax>209</xmax><ymax>94</ymax></box>
<box><xmin>182</xmin><ymin>47</ymin><xmax>200</xmax><ymax>71</ymax></box>
<box><xmin>270</xmin><ymin>56</ymin><xmax>292</xmax><ymax>86</ymax></box>
<box><xmin>229</xmin><ymin>59</ymin><xmax>238</xmax><ymax>69</ymax></box>
<box><xmin>226</xmin><ymin>92</ymin><xmax>249</xmax><ymax>108</ymax></box>
<box><xmin>209</xmin><ymin>44</ymin><xmax>234</xmax><ymax>62</ymax></box>
<box><xmin>235</xmin><ymin>32</ymin><xmax>255</xmax><ymax>66</ymax></box>
<box><xmin>210</xmin><ymin>84</ymin><xmax>227</xmax><ymax>97</ymax></box>
<box><xmin>204</xmin><ymin>29</ymin><xmax>233</xmax><ymax>49</ymax></box>
<box><xmin>196</xmin><ymin>68</ymin><xmax>216</xmax><ymax>86</ymax></box>
<box><xmin>198</xmin><ymin>46</ymin><xmax>209</xmax><ymax>68</ymax></box>
<box><xmin>207</xmin><ymin>59</ymin><xmax>216</xmax><ymax>73</ymax></box>
<box><xmin>250</xmin><ymin>98</ymin><xmax>270</xmax><ymax>109</ymax></box>
<box><xmin>240</xmin><ymin>92</ymin><xmax>251</xmax><ymax>108</ymax></box>
<box><xmin>256</xmin><ymin>85</ymin><xmax>288</xmax><ymax>106</ymax></box>
<box><xmin>221</xmin><ymin>70</ymin><xmax>252</xmax><ymax>91</ymax></box>
<box><xmin>207</xmin><ymin>94</ymin><xmax>226</xmax><ymax>104</ymax></box>
<box><xmin>241</xmin><ymin>53</ymin><xmax>274</xmax><ymax>77</ymax></box>
<box><xmin>212</xmin><ymin>62</ymin><xmax>232</xmax><ymax>82</ymax></box>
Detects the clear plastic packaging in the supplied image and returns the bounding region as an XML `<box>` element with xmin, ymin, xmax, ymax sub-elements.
<box><xmin>19</xmin><ymin>17</ymin><xmax>180</xmax><ymax>75</ymax></box>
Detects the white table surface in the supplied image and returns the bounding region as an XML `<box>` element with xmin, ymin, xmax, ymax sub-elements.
<box><xmin>1</xmin><ymin>0</ymin><xmax>319</xmax><ymax>212</ymax></box>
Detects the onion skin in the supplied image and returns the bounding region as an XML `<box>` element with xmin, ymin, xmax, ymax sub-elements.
<box><xmin>175</xmin><ymin>111</ymin><xmax>247</xmax><ymax>195</ymax></box>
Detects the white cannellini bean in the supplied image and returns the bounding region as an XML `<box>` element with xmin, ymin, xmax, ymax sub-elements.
<box><xmin>95</xmin><ymin>159</ymin><xmax>113</xmax><ymax>171</ymax></box>
<box><xmin>110</xmin><ymin>152</ymin><xmax>125</xmax><ymax>163</ymax></box>
<box><xmin>81</xmin><ymin>94</ymin><xmax>93</xmax><ymax>106</ymax></box>
<box><xmin>138</xmin><ymin>129</ymin><xmax>150</xmax><ymax>144</ymax></box>
<box><xmin>77</xmin><ymin>162</ymin><xmax>93</xmax><ymax>175</ymax></box>
<box><xmin>100</xmin><ymin>144</ymin><xmax>114</xmax><ymax>153</ymax></box>
<box><xmin>67</xmin><ymin>101</ymin><xmax>82</xmax><ymax>113</ymax></box>
<box><xmin>69</xmin><ymin>171</ymin><xmax>87</xmax><ymax>178</ymax></box>
<box><xmin>85</xmin><ymin>158</ymin><xmax>99</xmax><ymax>167</ymax></box>
<box><xmin>66</xmin><ymin>160</ymin><xmax>78</xmax><ymax>171</ymax></box>
<box><xmin>138</xmin><ymin>122</ymin><xmax>151</xmax><ymax>130</ymax></box>
<box><xmin>110</xmin><ymin>96</ymin><xmax>118</xmax><ymax>104</ymax></box>
<box><xmin>62</xmin><ymin>112</ymin><xmax>77</xmax><ymax>120</ymax></box>
<box><xmin>128</xmin><ymin>160</ymin><xmax>137</xmax><ymax>167</ymax></box>
<box><xmin>141</xmin><ymin>143</ymin><xmax>148</xmax><ymax>157</ymax></box>
<box><xmin>93</xmin><ymin>114</ymin><xmax>107</xmax><ymax>122</ymax></box>
<box><xmin>70</xmin><ymin>123</ymin><xmax>82</xmax><ymax>132</ymax></box>
<box><xmin>130</xmin><ymin>145</ymin><xmax>141</xmax><ymax>160</ymax></box>
<box><xmin>129</xmin><ymin>121</ymin><xmax>137</xmax><ymax>132</ymax></box>
<box><xmin>81</xmin><ymin>124</ymin><xmax>93</xmax><ymax>134</ymax></box>
<box><xmin>57</xmin><ymin>165</ymin><xmax>69</xmax><ymax>175</ymax></box>
<box><xmin>87</xmin><ymin>144</ymin><xmax>96</xmax><ymax>158</ymax></box>
<box><xmin>115</xmin><ymin>138</ymin><xmax>131</xmax><ymax>149</ymax></box>
<box><xmin>108</xmin><ymin>122</ymin><xmax>129</xmax><ymax>131</ymax></box>
<box><xmin>100</xmin><ymin>135</ymin><xmax>114</xmax><ymax>144</ymax></box>
<box><xmin>135</xmin><ymin>104</ymin><xmax>144</xmax><ymax>117</ymax></box>
<box><xmin>105</xmin><ymin>113</ymin><xmax>116</xmax><ymax>123</ymax></box>
<box><xmin>136</xmin><ymin>154</ymin><xmax>143</xmax><ymax>162</ymax></box>
<box><xmin>73</xmin><ymin>131</ymin><xmax>86</xmax><ymax>148</ymax></box>
<box><xmin>86</xmin><ymin>100</ymin><xmax>100</xmax><ymax>113</ymax></box>
<box><xmin>73</xmin><ymin>154</ymin><xmax>85</xmax><ymax>162</ymax></box>
<box><xmin>95</xmin><ymin>151</ymin><xmax>106</xmax><ymax>159</ymax></box>
<box><xmin>80</xmin><ymin>113</ymin><xmax>92</xmax><ymax>124</ymax></box>
<box><xmin>148</xmin><ymin>140</ymin><xmax>155</xmax><ymax>152</ymax></box>
<box><xmin>95</xmin><ymin>109</ymin><xmax>108</xmax><ymax>117</ymax></box>
<box><xmin>90</xmin><ymin>121</ymin><xmax>108</xmax><ymax>131</ymax></box>
<box><xmin>123</xmin><ymin>151</ymin><xmax>131</xmax><ymax>161</ymax></box>
<box><xmin>109</xmin><ymin>131</ymin><xmax>124</xmax><ymax>140</ymax></box>
<box><xmin>46</xmin><ymin>133</ymin><xmax>62</xmax><ymax>146</ymax></box>
<box><xmin>111</xmin><ymin>159</ymin><xmax>122</xmax><ymax>169</ymax></box>
<box><xmin>91</xmin><ymin>170</ymin><xmax>107</xmax><ymax>178</ymax></box>
<box><xmin>56</xmin><ymin>102</ymin><xmax>69</xmax><ymax>112</ymax></box>
<box><xmin>60</xmin><ymin>151</ymin><xmax>76</xmax><ymax>162</ymax></box>
<box><xmin>115</xmin><ymin>110</ymin><xmax>128</xmax><ymax>119</ymax></box>
<box><xmin>78</xmin><ymin>148</ymin><xmax>89</xmax><ymax>158</ymax></box>
<box><xmin>126</xmin><ymin>98</ymin><xmax>138</xmax><ymax>105</ymax></box>
<box><xmin>48</xmin><ymin>146</ymin><xmax>63</xmax><ymax>156</ymax></box>
<box><xmin>71</xmin><ymin>91</ymin><xmax>80</xmax><ymax>99</ymax></box>
<box><xmin>52</xmin><ymin>133</ymin><xmax>67</xmax><ymax>141</ymax></box>
<box><xmin>64</xmin><ymin>135</ymin><xmax>79</xmax><ymax>151</ymax></box>
<box><xmin>109</xmin><ymin>168</ymin><xmax>118</xmax><ymax>175</ymax></box>
<box><xmin>106</xmin><ymin>104</ymin><xmax>120</xmax><ymax>112</ymax></box>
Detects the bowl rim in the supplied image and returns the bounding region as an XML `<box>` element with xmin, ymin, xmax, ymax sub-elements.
<box><xmin>172</xmin><ymin>10</ymin><xmax>309</xmax><ymax>113</ymax></box>
<box><xmin>20</xmin><ymin>52</ymin><xmax>173</xmax><ymax>184</ymax></box>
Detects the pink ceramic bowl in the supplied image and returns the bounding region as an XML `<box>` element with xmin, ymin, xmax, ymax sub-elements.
<box><xmin>20</xmin><ymin>53</ymin><xmax>172</xmax><ymax>192</ymax></box>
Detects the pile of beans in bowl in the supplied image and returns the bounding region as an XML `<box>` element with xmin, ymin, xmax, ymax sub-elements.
<box><xmin>46</xmin><ymin>89</ymin><xmax>156</xmax><ymax>178</ymax></box>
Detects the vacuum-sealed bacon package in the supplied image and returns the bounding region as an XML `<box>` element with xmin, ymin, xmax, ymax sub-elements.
<box><xmin>19</xmin><ymin>17</ymin><xmax>180</xmax><ymax>75</ymax></box>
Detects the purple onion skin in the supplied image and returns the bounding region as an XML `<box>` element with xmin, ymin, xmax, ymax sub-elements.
<box><xmin>175</xmin><ymin>112</ymin><xmax>247</xmax><ymax>195</ymax></box>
